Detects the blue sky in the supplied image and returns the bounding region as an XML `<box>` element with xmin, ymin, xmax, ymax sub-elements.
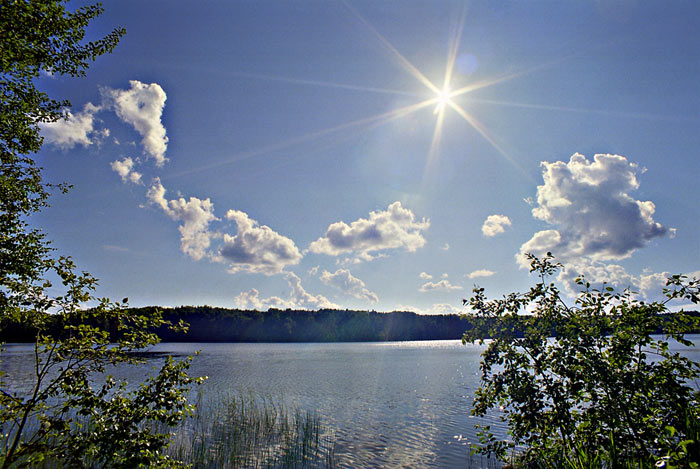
<box><xmin>35</xmin><ymin>0</ymin><xmax>699</xmax><ymax>312</ymax></box>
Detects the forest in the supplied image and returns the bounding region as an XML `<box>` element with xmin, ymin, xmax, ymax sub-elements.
<box><xmin>1</xmin><ymin>306</ymin><xmax>697</xmax><ymax>343</ymax></box>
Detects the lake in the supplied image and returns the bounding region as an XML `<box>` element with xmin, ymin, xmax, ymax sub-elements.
<box><xmin>3</xmin><ymin>337</ymin><xmax>699</xmax><ymax>467</ymax></box>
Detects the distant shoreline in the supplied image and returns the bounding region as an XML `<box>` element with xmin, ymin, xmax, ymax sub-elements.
<box><xmin>1</xmin><ymin>306</ymin><xmax>697</xmax><ymax>343</ymax></box>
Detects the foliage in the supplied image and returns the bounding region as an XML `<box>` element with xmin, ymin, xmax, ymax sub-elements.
<box><xmin>463</xmin><ymin>253</ymin><xmax>700</xmax><ymax>468</ymax></box>
<box><xmin>0</xmin><ymin>1</ymin><xmax>203</xmax><ymax>467</ymax></box>
<box><xmin>0</xmin><ymin>266</ymin><xmax>204</xmax><ymax>467</ymax></box>
<box><xmin>1</xmin><ymin>0</ymin><xmax>125</xmax><ymax>307</ymax></box>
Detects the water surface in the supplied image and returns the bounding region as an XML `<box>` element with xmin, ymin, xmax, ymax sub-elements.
<box><xmin>3</xmin><ymin>337</ymin><xmax>699</xmax><ymax>467</ymax></box>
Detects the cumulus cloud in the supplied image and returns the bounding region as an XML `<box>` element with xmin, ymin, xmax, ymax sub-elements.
<box><xmin>309</xmin><ymin>202</ymin><xmax>429</xmax><ymax>261</ymax></box>
<box><xmin>40</xmin><ymin>103</ymin><xmax>101</xmax><ymax>149</ymax></box>
<box><xmin>516</xmin><ymin>153</ymin><xmax>672</xmax><ymax>300</ymax></box>
<box><xmin>220</xmin><ymin>210</ymin><xmax>302</xmax><ymax>275</ymax></box>
<box><xmin>482</xmin><ymin>214</ymin><xmax>512</xmax><ymax>237</ymax></box>
<box><xmin>285</xmin><ymin>272</ymin><xmax>338</xmax><ymax>309</ymax></box>
<box><xmin>235</xmin><ymin>273</ymin><xmax>339</xmax><ymax>311</ymax></box>
<box><xmin>518</xmin><ymin>153</ymin><xmax>666</xmax><ymax>268</ymax></box>
<box><xmin>419</xmin><ymin>272</ymin><xmax>433</xmax><ymax>280</ymax></box>
<box><xmin>320</xmin><ymin>269</ymin><xmax>379</xmax><ymax>303</ymax></box>
<box><xmin>146</xmin><ymin>178</ymin><xmax>303</xmax><ymax>275</ymax></box>
<box><xmin>110</xmin><ymin>157</ymin><xmax>142</xmax><ymax>184</ymax></box>
<box><xmin>146</xmin><ymin>178</ymin><xmax>217</xmax><ymax>261</ymax></box>
<box><xmin>441</xmin><ymin>243</ymin><xmax>450</xmax><ymax>251</ymax></box>
<box><xmin>106</xmin><ymin>80</ymin><xmax>169</xmax><ymax>166</ymax></box>
<box><xmin>233</xmin><ymin>288</ymin><xmax>288</xmax><ymax>311</ymax></box>
<box><xmin>419</xmin><ymin>279</ymin><xmax>462</xmax><ymax>292</ymax></box>
<box><xmin>467</xmin><ymin>269</ymin><xmax>495</xmax><ymax>279</ymax></box>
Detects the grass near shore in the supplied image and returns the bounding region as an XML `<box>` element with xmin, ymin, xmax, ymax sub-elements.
<box><xmin>167</xmin><ymin>392</ymin><xmax>336</xmax><ymax>468</ymax></box>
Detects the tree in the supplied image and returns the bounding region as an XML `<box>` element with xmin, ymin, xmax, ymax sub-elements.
<box><xmin>463</xmin><ymin>253</ymin><xmax>700</xmax><ymax>468</ymax></box>
<box><xmin>0</xmin><ymin>1</ymin><xmax>202</xmax><ymax>466</ymax></box>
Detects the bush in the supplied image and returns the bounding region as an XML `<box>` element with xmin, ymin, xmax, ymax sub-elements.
<box><xmin>463</xmin><ymin>253</ymin><xmax>700</xmax><ymax>468</ymax></box>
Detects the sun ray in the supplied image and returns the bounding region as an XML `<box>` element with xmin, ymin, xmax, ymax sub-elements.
<box><xmin>469</xmin><ymin>97</ymin><xmax>698</xmax><ymax>123</ymax></box>
<box><xmin>419</xmin><ymin>105</ymin><xmax>447</xmax><ymax>190</ymax></box>
<box><xmin>426</xmin><ymin>106</ymin><xmax>445</xmax><ymax>167</ymax></box>
<box><xmin>169</xmin><ymin>2</ymin><xmax>549</xmax><ymax>184</ymax></box>
<box><xmin>449</xmin><ymin>70</ymin><xmax>529</xmax><ymax>100</ymax></box>
<box><xmin>446</xmin><ymin>100</ymin><xmax>531</xmax><ymax>178</ymax></box>
<box><xmin>442</xmin><ymin>3</ymin><xmax>468</xmax><ymax>92</ymax></box>
<box><xmin>342</xmin><ymin>0</ymin><xmax>440</xmax><ymax>94</ymax></box>
<box><xmin>166</xmin><ymin>99</ymin><xmax>437</xmax><ymax>180</ymax></box>
<box><xmin>450</xmin><ymin>53</ymin><xmax>582</xmax><ymax>100</ymax></box>
<box><xmin>230</xmin><ymin>71</ymin><xmax>421</xmax><ymax>98</ymax></box>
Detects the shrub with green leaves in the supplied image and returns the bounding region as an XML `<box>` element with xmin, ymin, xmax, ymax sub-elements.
<box><xmin>0</xmin><ymin>1</ymin><xmax>204</xmax><ymax>466</ymax></box>
<box><xmin>463</xmin><ymin>253</ymin><xmax>700</xmax><ymax>468</ymax></box>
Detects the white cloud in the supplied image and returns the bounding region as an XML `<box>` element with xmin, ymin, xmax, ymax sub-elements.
<box><xmin>419</xmin><ymin>279</ymin><xmax>462</xmax><ymax>292</ymax></box>
<box><xmin>555</xmin><ymin>260</ymin><xmax>681</xmax><ymax>300</ymax></box>
<box><xmin>110</xmin><ymin>157</ymin><xmax>142</xmax><ymax>184</ymax></box>
<box><xmin>395</xmin><ymin>303</ymin><xmax>463</xmax><ymax>315</ymax></box>
<box><xmin>309</xmin><ymin>201</ymin><xmax>429</xmax><ymax>261</ymax></box>
<box><xmin>553</xmin><ymin>258</ymin><xmax>699</xmax><ymax>302</ymax></box>
<box><xmin>441</xmin><ymin>243</ymin><xmax>450</xmax><ymax>251</ymax></box>
<box><xmin>482</xmin><ymin>214</ymin><xmax>512</xmax><ymax>237</ymax></box>
<box><xmin>285</xmin><ymin>272</ymin><xmax>338</xmax><ymax>309</ymax></box>
<box><xmin>308</xmin><ymin>265</ymin><xmax>320</xmax><ymax>276</ymax></box>
<box><xmin>429</xmin><ymin>303</ymin><xmax>463</xmax><ymax>314</ymax></box>
<box><xmin>518</xmin><ymin>153</ymin><xmax>666</xmax><ymax>268</ymax></box>
<box><xmin>102</xmin><ymin>244</ymin><xmax>130</xmax><ymax>253</ymax></box>
<box><xmin>341</xmin><ymin>252</ymin><xmax>388</xmax><ymax>265</ymax></box>
<box><xmin>146</xmin><ymin>178</ymin><xmax>218</xmax><ymax>261</ymax></box>
<box><xmin>419</xmin><ymin>272</ymin><xmax>433</xmax><ymax>280</ymax></box>
<box><xmin>146</xmin><ymin>180</ymin><xmax>302</xmax><ymax>276</ymax></box>
<box><xmin>233</xmin><ymin>288</ymin><xmax>288</xmax><ymax>311</ymax></box>
<box><xmin>106</xmin><ymin>80</ymin><xmax>169</xmax><ymax>166</ymax></box>
<box><xmin>320</xmin><ymin>269</ymin><xmax>378</xmax><ymax>303</ymax></box>
<box><xmin>220</xmin><ymin>210</ymin><xmax>302</xmax><ymax>275</ymax></box>
<box><xmin>467</xmin><ymin>269</ymin><xmax>495</xmax><ymax>279</ymax></box>
<box><xmin>235</xmin><ymin>273</ymin><xmax>340</xmax><ymax>310</ymax></box>
<box><xmin>441</xmin><ymin>273</ymin><xmax>449</xmax><ymax>279</ymax></box>
<box><xmin>40</xmin><ymin>103</ymin><xmax>101</xmax><ymax>149</ymax></box>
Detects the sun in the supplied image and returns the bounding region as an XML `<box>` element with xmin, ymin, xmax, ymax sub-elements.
<box><xmin>196</xmin><ymin>2</ymin><xmax>524</xmax><ymax>179</ymax></box>
<box><xmin>434</xmin><ymin>87</ymin><xmax>452</xmax><ymax>114</ymax></box>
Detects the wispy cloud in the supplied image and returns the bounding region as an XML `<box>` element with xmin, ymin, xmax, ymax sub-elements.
<box><xmin>395</xmin><ymin>303</ymin><xmax>463</xmax><ymax>314</ymax></box>
<box><xmin>419</xmin><ymin>279</ymin><xmax>462</xmax><ymax>292</ymax></box>
<box><xmin>467</xmin><ymin>269</ymin><xmax>495</xmax><ymax>279</ymax></box>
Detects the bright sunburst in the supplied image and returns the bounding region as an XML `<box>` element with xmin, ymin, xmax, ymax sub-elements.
<box><xmin>434</xmin><ymin>87</ymin><xmax>452</xmax><ymax>114</ymax></box>
<box><xmin>181</xmin><ymin>2</ymin><xmax>523</xmax><ymax>180</ymax></box>
<box><xmin>339</xmin><ymin>0</ymin><xmax>523</xmax><ymax>174</ymax></box>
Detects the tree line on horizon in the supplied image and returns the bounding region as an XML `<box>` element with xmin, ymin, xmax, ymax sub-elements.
<box><xmin>2</xmin><ymin>305</ymin><xmax>698</xmax><ymax>344</ymax></box>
